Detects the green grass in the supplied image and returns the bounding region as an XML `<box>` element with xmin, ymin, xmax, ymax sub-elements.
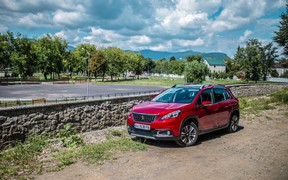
<box><xmin>51</xmin><ymin>137</ymin><xmax>146</xmax><ymax>171</ymax></box>
<box><xmin>0</xmin><ymin>130</ymin><xmax>146</xmax><ymax>179</ymax></box>
<box><xmin>269</xmin><ymin>88</ymin><xmax>288</xmax><ymax>103</ymax></box>
<box><xmin>0</xmin><ymin>135</ymin><xmax>49</xmax><ymax>179</ymax></box>
<box><xmin>239</xmin><ymin>97</ymin><xmax>273</xmax><ymax>115</ymax></box>
<box><xmin>239</xmin><ymin>89</ymin><xmax>288</xmax><ymax>115</ymax></box>
<box><xmin>94</xmin><ymin>76</ymin><xmax>253</xmax><ymax>87</ymax></box>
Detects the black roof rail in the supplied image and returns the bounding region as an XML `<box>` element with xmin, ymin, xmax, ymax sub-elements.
<box><xmin>200</xmin><ymin>84</ymin><xmax>211</xmax><ymax>89</ymax></box>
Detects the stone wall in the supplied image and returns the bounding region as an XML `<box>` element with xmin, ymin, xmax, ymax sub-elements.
<box><xmin>0</xmin><ymin>84</ymin><xmax>287</xmax><ymax>149</ymax></box>
<box><xmin>229</xmin><ymin>84</ymin><xmax>288</xmax><ymax>97</ymax></box>
<box><xmin>0</xmin><ymin>95</ymin><xmax>153</xmax><ymax>149</ymax></box>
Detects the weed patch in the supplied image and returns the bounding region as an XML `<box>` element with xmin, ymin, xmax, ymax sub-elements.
<box><xmin>0</xmin><ymin>135</ymin><xmax>48</xmax><ymax>179</ymax></box>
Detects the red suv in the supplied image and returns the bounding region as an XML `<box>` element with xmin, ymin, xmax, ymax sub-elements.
<box><xmin>127</xmin><ymin>84</ymin><xmax>240</xmax><ymax>146</ymax></box>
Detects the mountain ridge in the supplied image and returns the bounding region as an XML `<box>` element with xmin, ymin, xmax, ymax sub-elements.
<box><xmin>128</xmin><ymin>49</ymin><xmax>229</xmax><ymax>60</ymax></box>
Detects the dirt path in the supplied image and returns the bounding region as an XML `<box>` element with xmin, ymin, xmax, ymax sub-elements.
<box><xmin>36</xmin><ymin>104</ymin><xmax>288</xmax><ymax>180</ymax></box>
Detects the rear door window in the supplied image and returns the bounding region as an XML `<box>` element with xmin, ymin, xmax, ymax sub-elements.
<box><xmin>213</xmin><ymin>88</ymin><xmax>231</xmax><ymax>103</ymax></box>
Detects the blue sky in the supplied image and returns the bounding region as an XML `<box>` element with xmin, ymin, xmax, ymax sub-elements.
<box><xmin>0</xmin><ymin>0</ymin><xmax>286</xmax><ymax>57</ymax></box>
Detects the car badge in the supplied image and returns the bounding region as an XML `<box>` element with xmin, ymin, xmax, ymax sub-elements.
<box><xmin>141</xmin><ymin>115</ymin><xmax>145</xmax><ymax>121</ymax></box>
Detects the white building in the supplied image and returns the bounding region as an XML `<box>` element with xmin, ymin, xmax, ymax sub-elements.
<box><xmin>204</xmin><ymin>59</ymin><xmax>226</xmax><ymax>73</ymax></box>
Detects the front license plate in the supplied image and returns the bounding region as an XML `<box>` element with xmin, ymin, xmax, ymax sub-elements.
<box><xmin>134</xmin><ymin>123</ymin><xmax>150</xmax><ymax>131</ymax></box>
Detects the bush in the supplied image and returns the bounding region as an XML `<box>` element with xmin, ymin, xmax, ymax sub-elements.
<box><xmin>184</xmin><ymin>61</ymin><xmax>209</xmax><ymax>84</ymax></box>
<box><xmin>58</xmin><ymin>124</ymin><xmax>83</xmax><ymax>148</ymax></box>
<box><xmin>280</xmin><ymin>71</ymin><xmax>288</xmax><ymax>78</ymax></box>
<box><xmin>270</xmin><ymin>88</ymin><xmax>288</xmax><ymax>103</ymax></box>
<box><xmin>270</xmin><ymin>69</ymin><xmax>279</xmax><ymax>77</ymax></box>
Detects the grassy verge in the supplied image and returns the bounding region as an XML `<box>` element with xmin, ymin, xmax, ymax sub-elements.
<box><xmin>0</xmin><ymin>135</ymin><xmax>49</xmax><ymax>179</ymax></box>
<box><xmin>0</xmin><ymin>129</ymin><xmax>146</xmax><ymax>179</ymax></box>
<box><xmin>240</xmin><ymin>88</ymin><xmax>288</xmax><ymax>115</ymax></box>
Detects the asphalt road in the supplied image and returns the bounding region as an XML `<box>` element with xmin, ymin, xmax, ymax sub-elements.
<box><xmin>0</xmin><ymin>84</ymin><xmax>166</xmax><ymax>99</ymax></box>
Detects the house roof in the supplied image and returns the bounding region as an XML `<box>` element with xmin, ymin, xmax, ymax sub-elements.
<box><xmin>205</xmin><ymin>59</ymin><xmax>226</xmax><ymax>66</ymax></box>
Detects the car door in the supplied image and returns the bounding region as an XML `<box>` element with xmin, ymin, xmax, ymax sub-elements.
<box><xmin>213</xmin><ymin>88</ymin><xmax>231</xmax><ymax>127</ymax></box>
<box><xmin>196</xmin><ymin>89</ymin><xmax>218</xmax><ymax>130</ymax></box>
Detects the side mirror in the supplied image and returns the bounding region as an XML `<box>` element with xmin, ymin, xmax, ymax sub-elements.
<box><xmin>202</xmin><ymin>100</ymin><xmax>212</xmax><ymax>106</ymax></box>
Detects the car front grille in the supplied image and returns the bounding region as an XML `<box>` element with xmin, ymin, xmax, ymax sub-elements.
<box><xmin>132</xmin><ymin>113</ymin><xmax>158</xmax><ymax>123</ymax></box>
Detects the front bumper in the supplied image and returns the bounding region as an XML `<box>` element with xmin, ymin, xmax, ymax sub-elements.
<box><xmin>127</xmin><ymin>125</ymin><xmax>179</xmax><ymax>140</ymax></box>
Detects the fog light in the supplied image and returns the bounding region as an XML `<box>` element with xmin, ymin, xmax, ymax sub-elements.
<box><xmin>156</xmin><ymin>130</ymin><xmax>171</xmax><ymax>137</ymax></box>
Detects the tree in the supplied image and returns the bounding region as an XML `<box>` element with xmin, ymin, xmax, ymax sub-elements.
<box><xmin>136</xmin><ymin>54</ymin><xmax>145</xmax><ymax>79</ymax></box>
<box><xmin>224</xmin><ymin>58</ymin><xmax>238</xmax><ymax>79</ymax></box>
<box><xmin>104</xmin><ymin>47</ymin><xmax>124</xmax><ymax>81</ymax></box>
<box><xmin>11</xmin><ymin>34</ymin><xmax>36</xmax><ymax>77</ymax></box>
<box><xmin>0</xmin><ymin>31</ymin><xmax>15</xmax><ymax>71</ymax></box>
<box><xmin>168</xmin><ymin>60</ymin><xmax>185</xmax><ymax>75</ymax></box>
<box><xmin>261</xmin><ymin>43</ymin><xmax>278</xmax><ymax>81</ymax></box>
<box><xmin>184</xmin><ymin>61</ymin><xmax>209</xmax><ymax>84</ymax></box>
<box><xmin>274</xmin><ymin>4</ymin><xmax>288</xmax><ymax>56</ymax></box>
<box><xmin>169</xmin><ymin>56</ymin><xmax>176</xmax><ymax>61</ymax></box>
<box><xmin>186</xmin><ymin>55</ymin><xmax>202</xmax><ymax>62</ymax></box>
<box><xmin>89</xmin><ymin>50</ymin><xmax>107</xmax><ymax>81</ymax></box>
<box><xmin>33</xmin><ymin>34</ymin><xmax>68</xmax><ymax>80</ymax></box>
<box><xmin>143</xmin><ymin>58</ymin><xmax>155</xmax><ymax>74</ymax></box>
<box><xmin>234</xmin><ymin>43</ymin><xmax>262</xmax><ymax>81</ymax></box>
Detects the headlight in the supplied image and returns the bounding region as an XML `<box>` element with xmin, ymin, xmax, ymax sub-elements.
<box><xmin>160</xmin><ymin>110</ymin><xmax>181</xmax><ymax>120</ymax></box>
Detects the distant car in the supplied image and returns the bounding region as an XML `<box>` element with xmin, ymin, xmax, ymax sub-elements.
<box><xmin>127</xmin><ymin>84</ymin><xmax>240</xmax><ymax>146</ymax></box>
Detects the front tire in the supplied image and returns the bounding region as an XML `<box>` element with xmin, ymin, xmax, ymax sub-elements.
<box><xmin>227</xmin><ymin>114</ymin><xmax>239</xmax><ymax>133</ymax></box>
<box><xmin>175</xmin><ymin>122</ymin><xmax>199</xmax><ymax>147</ymax></box>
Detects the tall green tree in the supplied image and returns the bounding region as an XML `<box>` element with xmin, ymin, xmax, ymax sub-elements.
<box><xmin>186</xmin><ymin>55</ymin><xmax>202</xmax><ymax>62</ymax></box>
<box><xmin>33</xmin><ymin>34</ymin><xmax>68</xmax><ymax>80</ymax></box>
<box><xmin>143</xmin><ymin>58</ymin><xmax>155</xmax><ymax>74</ymax></box>
<box><xmin>234</xmin><ymin>41</ymin><xmax>262</xmax><ymax>81</ymax></box>
<box><xmin>274</xmin><ymin>4</ymin><xmax>288</xmax><ymax>56</ymax></box>
<box><xmin>261</xmin><ymin>43</ymin><xmax>278</xmax><ymax>80</ymax></box>
<box><xmin>169</xmin><ymin>56</ymin><xmax>176</xmax><ymax>61</ymax></box>
<box><xmin>168</xmin><ymin>60</ymin><xmax>185</xmax><ymax>75</ymax></box>
<box><xmin>184</xmin><ymin>61</ymin><xmax>209</xmax><ymax>84</ymax></box>
<box><xmin>11</xmin><ymin>34</ymin><xmax>36</xmax><ymax>77</ymax></box>
<box><xmin>104</xmin><ymin>47</ymin><xmax>124</xmax><ymax>81</ymax></box>
<box><xmin>89</xmin><ymin>50</ymin><xmax>108</xmax><ymax>81</ymax></box>
<box><xmin>0</xmin><ymin>31</ymin><xmax>15</xmax><ymax>71</ymax></box>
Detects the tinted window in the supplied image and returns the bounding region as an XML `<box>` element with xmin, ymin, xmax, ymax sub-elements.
<box><xmin>152</xmin><ymin>87</ymin><xmax>199</xmax><ymax>103</ymax></box>
<box><xmin>197</xmin><ymin>89</ymin><xmax>213</xmax><ymax>105</ymax></box>
<box><xmin>213</xmin><ymin>88</ymin><xmax>231</xmax><ymax>103</ymax></box>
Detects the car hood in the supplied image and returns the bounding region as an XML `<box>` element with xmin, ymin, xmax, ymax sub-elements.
<box><xmin>132</xmin><ymin>101</ymin><xmax>188</xmax><ymax>114</ymax></box>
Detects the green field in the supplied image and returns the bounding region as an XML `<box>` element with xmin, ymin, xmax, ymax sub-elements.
<box><xmin>94</xmin><ymin>76</ymin><xmax>253</xmax><ymax>87</ymax></box>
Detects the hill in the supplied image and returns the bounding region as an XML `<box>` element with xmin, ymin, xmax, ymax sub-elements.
<box><xmin>129</xmin><ymin>50</ymin><xmax>229</xmax><ymax>60</ymax></box>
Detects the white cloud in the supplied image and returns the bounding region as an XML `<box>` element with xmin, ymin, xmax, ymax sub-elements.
<box><xmin>175</xmin><ymin>38</ymin><xmax>204</xmax><ymax>47</ymax></box>
<box><xmin>18</xmin><ymin>13</ymin><xmax>53</xmax><ymax>28</ymax></box>
<box><xmin>55</xmin><ymin>29</ymin><xmax>81</xmax><ymax>42</ymax></box>
<box><xmin>129</xmin><ymin>35</ymin><xmax>151</xmax><ymax>45</ymax></box>
<box><xmin>0</xmin><ymin>24</ymin><xmax>8</xmax><ymax>33</ymax></box>
<box><xmin>238</xmin><ymin>30</ymin><xmax>253</xmax><ymax>43</ymax></box>
<box><xmin>90</xmin><ymin>27</ymin><xmax>123</xmax><ymax>43</ymax></box>
<box><xmin>211</xmin><ymin>0</ymin><xmax>267</xmax><ymax>32</ymax></box>
<box><xmin>150</xmin><ymin>41</ymin><xmax>173</xmax><ymax>51</ymax></box>
<box><xmin>53</xmin><ymin>10</ymin><xmax>86</xmax><ymax>27</ymax></box>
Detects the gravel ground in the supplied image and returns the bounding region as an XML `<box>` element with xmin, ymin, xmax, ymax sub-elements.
<box><xmin>36</xmin><ymin>102</ymin><xmax>288</xmax><ymax>180</ymax></box>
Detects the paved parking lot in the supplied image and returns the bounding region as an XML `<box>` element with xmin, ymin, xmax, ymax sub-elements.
<box><xmin>0</xmin><ymin>84</ymin><xmax>166</xmax><ymax>99</ymax></box>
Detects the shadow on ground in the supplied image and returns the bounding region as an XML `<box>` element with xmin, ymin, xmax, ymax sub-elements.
<box><xmin>134</xmin><ymin>125</ymin><xmax>244</xmax><ymax>148</ymax></box>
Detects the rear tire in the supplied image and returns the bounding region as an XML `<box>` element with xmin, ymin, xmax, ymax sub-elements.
<box><xmin>227</xmin><ymin>114</ymin><xmax>239</xmax><ymax>133</ymax></box>
<box><xmin>175</xmin><ymin>122</ymin><xmax>199</xmax><ymax>147</ymax></box>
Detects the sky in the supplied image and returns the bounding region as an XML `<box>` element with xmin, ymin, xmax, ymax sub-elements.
<box><xmin>0</xmin><ymin>0</ymin><xmax>286</xmax><ymax>57</ymax></box>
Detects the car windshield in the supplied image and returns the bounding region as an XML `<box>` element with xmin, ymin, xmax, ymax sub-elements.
<box><xmin>151</xmin><ymin>87</ymin><xmax>199</xmax><ymax>103</ymax></box>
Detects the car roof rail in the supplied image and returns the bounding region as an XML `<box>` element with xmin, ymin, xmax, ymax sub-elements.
<box><xmin>200</xmin><ymin>84</ymin><xmax>212</xmax><ymax>89</ymax></box>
